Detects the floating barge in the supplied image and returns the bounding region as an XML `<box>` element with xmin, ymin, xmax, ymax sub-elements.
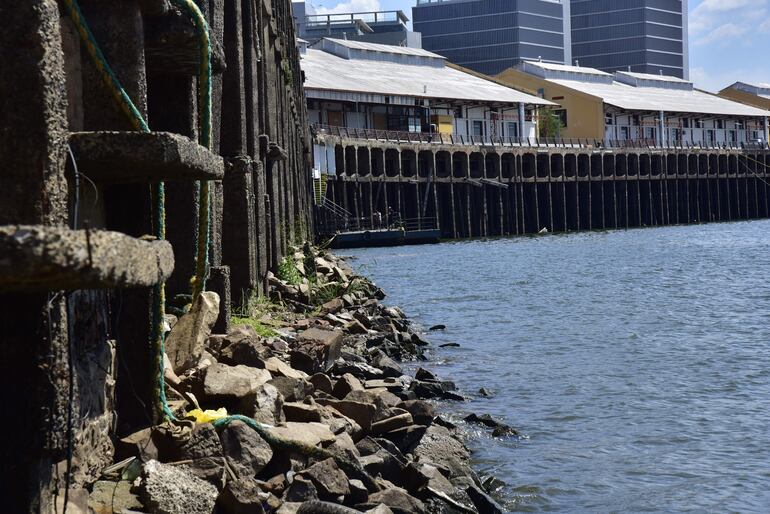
<box><xmin>329</xmin><ymin>226</ymin><xmax>441</xmax><ymax>249</ymax></box>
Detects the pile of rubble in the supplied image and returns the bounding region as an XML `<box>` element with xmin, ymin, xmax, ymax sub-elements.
<box><xmin>87</xmin><ymin>249</ymin><xmax>507</xmax><ymax>514</ymax></box>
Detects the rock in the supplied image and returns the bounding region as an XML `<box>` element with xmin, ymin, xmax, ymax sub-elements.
<box><xmin>369</xmin><ymin>351</ymin><xmax>403</xmax><ymax>378</ymax></box>
<box><xmin>464</xmin><ymin>414</ymin><xmax>519</xmax><ymax>436</ymax></box>
<box><xmin>165</xmin><ymin>291</ymin><xmax>220</xmax><ymax>373</ymax></box>
<box><xmin>344</xmin><ymin>319</ymin><xmax>369</xmax><ymax>335</ymax></box>
<box><xmin>397</xmin><ymin>400</ymin><xmax>435</xmax><ymax>426</ymax></box>
<box><xmin>219</xmin><ymin>420</ymin><xmax>274</xmax><ymax>478</ymax></box>
<box><xmin>239</xmin><ymin>383</ymin><xmax>284</xmax><ymax>425</ymax></box>
<box><xmin>298</xmin><ymin>458</ymin><xmax>350</xmax><ymax>499</ymax></box>
<box><xmin>264</xmin><ymin>356</ymin><xmax>309</xmax><ymax>380</ymax></box>
<box><xmin>176</xmin><ymin>423</ymin><xmax>226</xmax><ymax>488</ymax></box>
<box><xmin>283</xmin><ymin>401</ymin><xmax>323</xmax><ymax>423</ymax></box>
<box><xmin>370</xmin><ymin>412</ymin><xmax>413</xmax><ymax>435</ymax></box>
<box><xmin>383</xmin><ymin>307</ymin><xmax>404</xmax><ymax>319</ymax></box>
<box><xmin>428</xmin><ymin>325</ymin><xmax>446</xmax><ymax>331</ymax></box>
<box><xmin>329</xmin><ymin>432</ymin><xmax>360</xmax><ymax>461</ymax></box>
<box><xmin>141</xmin><ymin>460</ymin><xmax>218</xmax><ymax>514</ymax></box>
<box><xmin>89</xmin><ymin>480</ymin><xmax>143</xmax><ymax>514</ymax></box>
<box><xmin>478</xmin><ymin>387</ymin><xmax>492</xmax><ymax>397</ymax></box>
<box><xmin>466</xmin><ymin>484</ymin><xmax>504</xmax><ymax>514</ymax></box>
<box><xmin>203</xmin><ymin>363</ymin><xmax>271</xmax><ymax>401</ymax></box>
<box><xmin>217</xmin><ymin>477</ymin><xmax>267</xmax><ymax>514</ymax></box>
<box><xmin>410</xmin><ymin>333</ymin><xmax>429</xmax><ymax>346</ymax></box>
<box><xmin>439</xmin><ymin>342</ymin><xmax>460</xmax><ymax>348</ymax></box>
<box><xmin>411</xmin><ymin>425</ymin><xmax>471</xmax><ymax>479</ymax></box>
<box><xmin>347</xmin><ymin>479</ymin><xmax>369</xmax><ymax>506</ymax></box>
<box><xmin>364</xmin><ymin>487</ymin><xmax>426</xmax><ymax>514</ymax></box>
<box><xmin>380</xmin><ymin>425</ymin><xmax>428</xmax><ymax>454</ymax></box>
<box><xmin>319</xmin><ymin>399</ymin><xmax>376</xmax><ymax>433</ymax></box>
<box><xmin>276</xmin><ymin>502</ymin><xmax>303</xmax><ymax>514</ymax></box>
<box><xmin>332</xmin><ymin>373</ymin><xmax>364</xmax><ymax>399</ymax></box>
<box><xmin>269</xmin><ymin>376</ymin><xmax>314</xmax><ymax>402</ymax></box>
<box><xmin>414</xmin><ymin>368</ymin><xmax>438</xmax><ymax>381</ymax></box>
<box><xmin>55</xmin><ymin>487</ymin><xmax>89</xmax><ymax>514</ymax></box>
<box><xmin>441</xmin><ymin>391</ymin><xmax>465</xmax><ymax>401</ymax></box>
<box><xmin>284</xmin><ymin>476</ymin><xmax>318</xmax><ymax>502</ymax></box>
<box><xmin>294</xmin><ymin>328</ymin><xmax>344</xmax><ymax>371</ymax></box>
<box><xmin>320</xmin><ymin>298</ymin><xmax>344</xmax><ymax>315</ymax></box>
<box><xmin>115</xmin><ymin>427</ymin><xmax>160</xmax><ymax>462</ymax></box>
<box><xmin>365</xmin><ymin>505</ymin><xmax>394</xmax><ymax>514</ymax></box>
<box><xmin>309</xmin><ymin>373</ymin><xmax>334</xmax><ymax>394</ymax></box>
<box><xmin>331</xmin><ymin>360</ymin><xmax>384</xmax><ymax>380</ymax></box>
<box><xmin>268</xmin><ymin>422</ymin><xmax>336</xmax><ymax>447</ymax></box>
<box><xmin>219</xmin><ymin>337</ymin><xmax>270</xmax><ymax>368</ymax></box>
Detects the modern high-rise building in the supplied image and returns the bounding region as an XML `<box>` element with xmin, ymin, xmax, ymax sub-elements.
<box><xmin>293</xmin><ymin>1</ymin><xmax>421</xmax><ymax>47</ymax></box>
<box><xmin>569</xmin><ymin>0</ymin><xmax>689</xmax><ymax>79</ymax></box>
<box><xmin>412</xmin><ymin>0</ymin><xmax>568</xmax><ymax>76</ymax></box>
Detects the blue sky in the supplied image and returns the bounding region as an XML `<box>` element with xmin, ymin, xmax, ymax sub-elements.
<box><xmin>310</xmin><ymin>0</ymin><xmax>770</xmax><ymax>92</ymax></box>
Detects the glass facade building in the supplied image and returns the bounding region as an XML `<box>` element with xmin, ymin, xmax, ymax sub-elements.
<box><xmin>412</xmin><ymin>0</ymin><xmax>567</xmax><ymax>76</ymax></box>
<box><xmin>570</xmin><ymin>0</ymin><xmax>688</xmax><ymax>79</ymax></box>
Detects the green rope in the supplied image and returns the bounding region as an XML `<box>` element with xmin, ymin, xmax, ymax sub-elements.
<box><xmin>61</xmin><ymin>0</ymin><xmax>172</xmax><ymax>421</ymax></box>
<box><xmin>169</xmin><ymin>0</ymin><xmax>213</xmax><ymax>300</ymax></box>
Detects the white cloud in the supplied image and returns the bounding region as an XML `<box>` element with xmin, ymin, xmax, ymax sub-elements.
<box><xmin>694</xmin><ymin>22</ymin><xmax>748</xmax><ymax>46</ymax></box>
<box><xmin>689</xmin><ymin>0</ymin><xmax>767</xmax><ymax>38</ymax></box>
<box><xmin>313</xmin><ymin>0</ymin><xmax>382</xmax><ymax>14</ymax></box>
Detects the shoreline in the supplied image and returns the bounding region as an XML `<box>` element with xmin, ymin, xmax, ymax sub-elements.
<box><xmin>88</xmin><ymin>245</ymin><xmax>508</xmax><ymax>514</ymax></box>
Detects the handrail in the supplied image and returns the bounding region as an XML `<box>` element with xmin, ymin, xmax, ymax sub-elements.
<box><xmin>311</xmin><ymin>124</ymin><xmax>770</xmax><ymax>151</ymax></box>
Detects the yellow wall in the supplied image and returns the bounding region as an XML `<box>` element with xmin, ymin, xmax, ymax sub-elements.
<box><xmin>494</xmin><ymin>68</ymin><xmax>606</xmax><ymax>139</ymax></box>
<box><xmin>431</xmin><ymin>114</ymin><xmax>454</xmax><ymax>134</ymax></box>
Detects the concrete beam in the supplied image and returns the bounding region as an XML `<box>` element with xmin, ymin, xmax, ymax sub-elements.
<box><xmin>69</xmin><ymin>131</ymin><xmax>224</xmax><ymax>183</ymax></box>
<box><xmin>0</xmin><ymin>225</ymin><xmax>174</xmax><ymax>292</ymax></box>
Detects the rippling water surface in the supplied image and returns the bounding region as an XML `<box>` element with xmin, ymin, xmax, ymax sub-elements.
<box><xmin>347</xmin><ymin>220</ymin><xmax>770</xmax><ymax>513</ymax></box>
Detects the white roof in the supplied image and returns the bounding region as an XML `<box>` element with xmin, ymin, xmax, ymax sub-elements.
<box><xmin>318</xmin><ymin>38</ymin><xmax>443</xmax><ymax>59</ymax></box>
<box><xmin>617</xmin><ymin>71</ymin><xmax>691</xmax><ymax>84</ymax></box>
<box><xmin>302</xmin><ymin>45</ymin><xmax>553</xmax><ymax>106</ymax></box>
<box><xmin>548</xmin><ymin>78</ymin><xmax>769</xmax><ymax>116</ymax></box>
<box><xmin>726</xmin><ymin>81</ymin><xmax>770</xmax><ymax>100</ymax></box>
<box><xmin>525</xmin><ymin>60</ymin><xmax>612</xmax><ymax>77</ymax></box>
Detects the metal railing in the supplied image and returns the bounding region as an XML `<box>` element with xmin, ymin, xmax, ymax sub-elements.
<box><xmin>315</xmin><ymin>208</ymin><xmax>438</xmax><ymax>236</ymax></box>
<box><xmin>312</xmin><ymin>124</ymin><xmax>770</xmax><ymax>151</ymax></box>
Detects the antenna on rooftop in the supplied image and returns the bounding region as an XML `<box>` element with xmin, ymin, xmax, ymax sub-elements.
<box><xmin>659</xmin><ymin>69</ymin><xmax>664</xmax><ymax>76</ymax></box>
<box><xmin>538</xmin><ymin>56</ymin><xmax>542</xmax><ymax>62</ymax></box>
<box><xmin>342</xmin><ymin>32</ymin><xmax>347</xmax><ymax>40</ymax></box>
<box><xmin>628</xmin><ymin>65</ymin><xmax>631</xmax><ymax>72</ymax></box>
<box><xmin>423</xmin><ymin>84</ymin><xmax>427</xmax><ymax>94</ymax></box>
<box><xmin>574</xmin><ymin>59</ymin><xmax>579</xmax><ymax>66</ymax></box>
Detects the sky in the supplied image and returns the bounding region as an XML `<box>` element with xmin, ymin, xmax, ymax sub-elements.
<box><xmin>308</xmin><ymin>0</ymin><xmax>770</xmax><ymax>92</ymax></box>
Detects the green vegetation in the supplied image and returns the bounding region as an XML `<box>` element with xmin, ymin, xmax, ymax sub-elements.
<box><xmin>539</xmin><ymin>109</ymin><xmax>564</xmax><ymax>138</ymax></box>
<box><xmin>229</xmin><ymin>291</ymin><xmax>281</xmax><ymax>337</ymax></box>
<box><xmin>277</xmin><ymin>256</ymin><xmax>302</xmax><ymax>285</ymax></box>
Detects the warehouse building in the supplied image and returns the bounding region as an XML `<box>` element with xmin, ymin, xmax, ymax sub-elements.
<box><xmin>718</xmin><ymin>81</ymin><xmax>770</xmax><ymax>112</ymax></box>
<box><xmin>496</xmin><ymin>60</ymin><xmax>769</xmax><ymax>145</ymax></box>
<box><xmin>300</xmin><ymin>38</ymin><xmax>552</xmax><ymax>143</ymax></box>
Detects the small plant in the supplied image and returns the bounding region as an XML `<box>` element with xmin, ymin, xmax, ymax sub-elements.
<box><xmin>539</xmin><ymin>109</ymin><xmax>564</xmax><ymax>138</ymax></box>
<box><xmin>277</xmin><ymin>256</ymin><xmax>302</xmax><ymax>285</ymax></box>
<box><xmin>230</xmin><ymin>316</ymin><xmax>278</xmax><ymax>337</ymax></box>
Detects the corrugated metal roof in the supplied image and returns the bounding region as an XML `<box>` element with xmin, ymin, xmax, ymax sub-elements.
<box><xmin>302</xmin><ymin>48</ymin><xmax>554</xmax><ymax>106</ymax></box>
<box><xmin>524</xmin><ymin>60</ymin><xmax>612</xmax><ymax>77</ymax></box>
<box><xmin>314</xmin><ymin>37</ymin><xmax>444</xmax><ymax>58</ymax></box>
<box><xmin>618</xmin><ymin>71</ymin><xmax>691</xmax><ymax>84</ymax></box>
<box><xmin>548</xmin><ymin>78</ymin><xmax>770</xmax><ymax>116</ymax></box>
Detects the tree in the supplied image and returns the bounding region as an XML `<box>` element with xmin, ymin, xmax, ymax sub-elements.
<box><xmin>539</xmin><ymin>109</ymin><xmax>564</xmax><ymax>138</ymax></box>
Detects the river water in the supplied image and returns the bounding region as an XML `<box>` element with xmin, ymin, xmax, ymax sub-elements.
<box><xmin>347</xmin><ymin>220</ymin><xmax>770</xmax><ymax>513</ymax></box>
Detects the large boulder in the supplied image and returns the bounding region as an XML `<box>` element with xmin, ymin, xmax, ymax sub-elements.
<box><xmin>410</xmin><ymin>425</ymin><xmax>472</xmax><ymax>479</ymax></box>
<box><xmin>319</xmin><ymin>399</ymin><xmax>376</xmax><ymax>433</ymax></box>
<box><xmin>268</xmin><ymin>422</ymin><xmax>336</xmax><ymax>447</ymax></box>
<box><xmin>175</xmin><ymin>423</ymin><xmax>226</xmax><ymax>488</ymax></box>
<box><xmin>239</xmin><ymin>383</ymin><xmax>285</xmax><ymax>425</ymax></box>
<box><xmin>141</xmin><ymin>460</ymin><xmax>218</xmax><ymax>514</ymax></box>
<box><xmin>217</xmin><ymin>477</ymin><xmax>267</xmax><ymax>514</ymax></box>
<box><xmin>292</xmin><ymin>328</ymin><xmax>343</xmax><ymax>372</ymax></box>
<box><xmin>203</xmin><ymin>363</ymin><xmax>271</xmax><ymax>402</ymax></box>
<box><xmin>165</xmin><ymin>291</ymin><xmax>220</xmax><ymax>373</ymax></box>
<box><xmin>363</xmin><ymin>487</ymin><xmax>426</xmax><ymax>514</ymax></box>
<box><xmin>298</xmin><ymin>458</ymin><xmax>350</xmax><ymax>499</ymax></box>
<box><xmin>218</xmin><ymin>420</ymin><xmax>274</xmax><ymax>478</ymax></box>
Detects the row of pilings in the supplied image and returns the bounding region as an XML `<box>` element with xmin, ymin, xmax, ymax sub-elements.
<box><xmin>0</xmin><ymin>0</ymin><xmax>312</xmax><ymax>511</ymax></box>
<box><xmin>319</xmin><ymin>137</ymin><xmax>770</xmax><ymax>238</ymax></box>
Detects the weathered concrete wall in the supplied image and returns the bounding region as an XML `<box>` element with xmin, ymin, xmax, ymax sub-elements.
<box><xmin>0</xmin><ymin>0</ymin><xmax>312</xmax><ymax>510</ymax></box>
<box><xmin>317</xmin><ymin>135</ymin><xmax>770</xmax><ymax>238</ymax></box>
